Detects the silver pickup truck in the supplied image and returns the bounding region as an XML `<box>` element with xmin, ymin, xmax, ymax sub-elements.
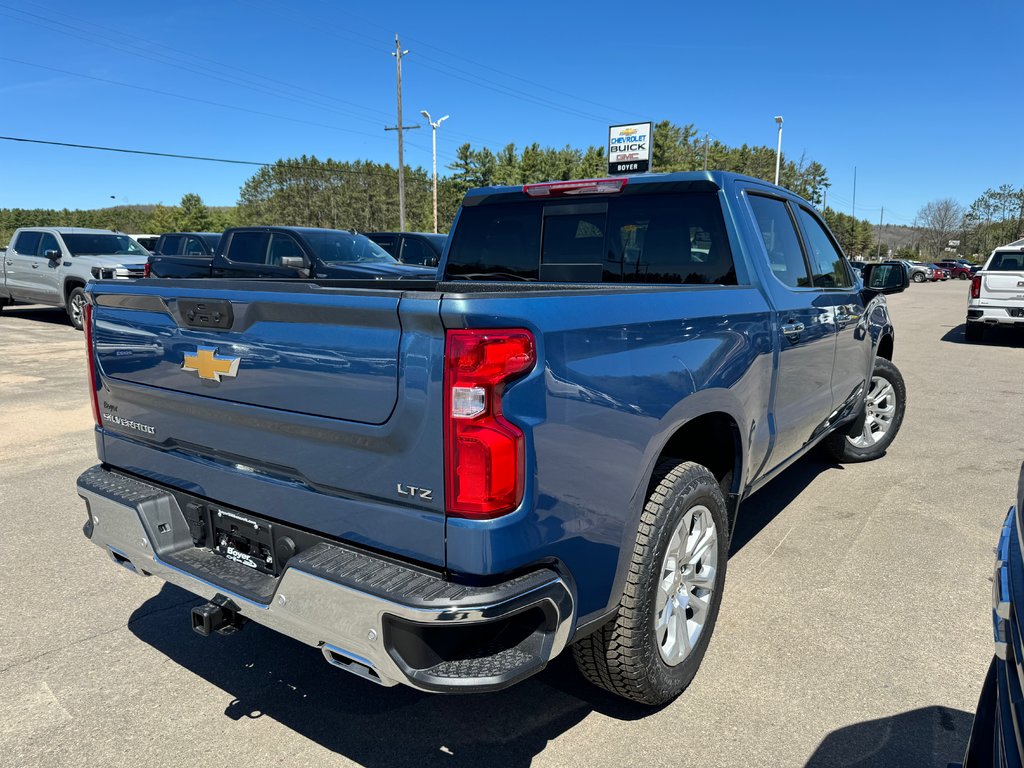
<box><xmin>966</xmin><ymin>238</ymin><xmax>1024</xmax><ymax>342</ymax></box>
<box><xmin>0</xmin><ymin>227</ymin><xmax>149</xmax><ymax>329</ymax></box>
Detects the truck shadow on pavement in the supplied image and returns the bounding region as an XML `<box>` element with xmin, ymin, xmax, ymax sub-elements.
<box><xmin>730</xmin><ymin>454</ymin><xmax>839</xmax><ymax>555</ymax></box>
<box><xmin>804</xmin><ymin>705</ymin><xmax>973</xmax><ymax>767</ymax></box>
<box><xmin>126</xmin><ymin>454</ymin><xmax>843</xmax><ymax>767</ymax></box>
<box><xmin>940</xmin><ymin>323</ymin><xmax>1024</xmax><ymax>348</ymax></box>
<box><xmin>129</xmin><ymin>586</ymin><xmax>651</xmax><ymax>767</ymax></box>
<box><xmin>2</xmin><ymin>305</ymin><xmax>72</xmax><ymax>327</ymax></box>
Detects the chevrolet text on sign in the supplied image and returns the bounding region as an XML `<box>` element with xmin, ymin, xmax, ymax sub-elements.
<box><xmin>608</xmin><ymin>122</ymin><xmax>652</xmax><ymax>174</ymax></box>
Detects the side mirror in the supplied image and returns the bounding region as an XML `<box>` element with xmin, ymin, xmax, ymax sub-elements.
<box><xmin>278</xmin><ymin>256</ymin><xmax>307</xmax><ymax>271</ymax></box>
<box><xmin>0</xmin><ymin>245</ymin><xmax>7</xmax><ymax>253</ymax></box>
<box><xmin>44</xmin><ymin>249</ymin><xmax>61</xmax><ymax>261</ymax></box>
<box><xmin>863</xmin><ymin>263</ymin><xmax>908</xmax><ymax>295</ymax></box>
<box><xmin>427</xmin><ymin>256</ymin><xmax>439</xmax><ymax>268</ymax></box>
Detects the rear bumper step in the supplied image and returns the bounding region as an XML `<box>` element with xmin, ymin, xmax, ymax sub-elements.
<box><xmin>77</xmin><ymin>465</ymin><xmax>574</xmax><ymax>692</ymax></box>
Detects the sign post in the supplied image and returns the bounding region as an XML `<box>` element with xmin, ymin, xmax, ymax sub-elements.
<box><xmin>608</xmin><ymin>122</ymin><xmax>653</xmax><ymax>175</ymax></box>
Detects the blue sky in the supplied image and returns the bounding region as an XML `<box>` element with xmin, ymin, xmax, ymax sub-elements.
<box><xmin>0</xmin><ymin>0</ymin><xmax>1020</xmax><ymax>225</ymax></box>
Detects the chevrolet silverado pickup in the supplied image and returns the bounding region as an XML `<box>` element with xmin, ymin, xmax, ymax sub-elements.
<box><xmin>966</xmin><ymin>239</ymin><xmax>1024</xmax><ymax>342</ymax></box>
<box><xmin>146</xmin><ymin>225</ymin><xmax>435</xmax><ymax>280</ymax></box>
<box><xmin>0</xmin><ymin>227</ymin><xmax>148</xmax><ymax>329</ymax></box>
<box><xmin>77</xmin><ymin>172</ymin><xmax>908</xmax><ymax>705</ymax></box>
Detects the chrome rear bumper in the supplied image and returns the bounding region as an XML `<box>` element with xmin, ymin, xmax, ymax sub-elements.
<box><xmin>77</xmin><ymin>465</ymin><xmax>574</xmax><ymax>692</ymax></box>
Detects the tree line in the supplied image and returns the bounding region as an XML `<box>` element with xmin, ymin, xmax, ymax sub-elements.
<box><xmin>3</xmin><ymin>120</ymin><xmax>837</xmax><ymax>243</ymax></box>
<box><xmin>0</xmin><ymin>193</ymin><xmax>235</xmax><ymax>245</ymax></box>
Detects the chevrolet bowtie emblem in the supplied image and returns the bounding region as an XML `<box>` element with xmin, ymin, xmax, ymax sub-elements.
<box><xmin>182</xmin><ymin>346</ymin><xmax>240</xmax><ymax>382</ymax></box>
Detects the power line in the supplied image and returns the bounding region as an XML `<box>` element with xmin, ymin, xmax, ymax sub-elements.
<box><xmin>0</xmin><ymin>135</ymin><xmax>405</xmax><ymax>177</ymax></box>
<box><xmin>0</xmin><ymin>4</ymin><xmax>444</xmax><ymax>158</ymax></box>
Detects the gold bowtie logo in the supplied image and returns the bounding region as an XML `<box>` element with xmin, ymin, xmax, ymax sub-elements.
<box><xmin>182</xmin><ymin>346</ymin><xmax>240</xmax><ymax>382</ymax></box>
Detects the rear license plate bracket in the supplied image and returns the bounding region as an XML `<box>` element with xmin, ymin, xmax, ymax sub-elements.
<box><xmin>210</xmin><ymin>507</ymin><xmax>276</xmax><ymax>575</ymax></box>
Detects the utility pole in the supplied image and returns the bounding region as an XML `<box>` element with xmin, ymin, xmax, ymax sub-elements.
<box><xmin>421</xmin><ymin>110</ymin><xmax>449</xmax><ymax>234</ymax></box>
<box><xmin>703</xmin><ymin>131</ymin><xmax>709</xmax><ymax>170</ymax></box>
<box><xmin>876</xmin><ymin>206</ymin><xmax>884</xmax><ymax>261</ymax></box>
<box><xmin>385</xmin><ymin>34</ymin><xmax>420</xmax><ymax>231</ymax></box>
<box><xmin>851</xmin><ymin>165</ymin><xmax>857</xmax><ymax>220</ymax></box>
<box><xmin>773</xmin><ymin>116</ymin><xmax>784</xmax><ymax>185</ymax></box>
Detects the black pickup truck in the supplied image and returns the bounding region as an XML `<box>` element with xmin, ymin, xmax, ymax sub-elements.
<box><xmin>147</xmin><ymin>226</ymin><xmax>436</xmax><ymax>279</ymax></box>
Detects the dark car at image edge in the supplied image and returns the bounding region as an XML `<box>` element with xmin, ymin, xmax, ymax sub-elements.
<box><xmin>963</xmin><ymin>461</ymin><xmax>1024</xmax><ymax>766</ymax></box>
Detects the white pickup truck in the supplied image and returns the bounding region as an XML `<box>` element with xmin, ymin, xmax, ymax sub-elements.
<box><xmin>966</xmin><ymin>238</ymin><xmax>1024</xmax><ymax>342</ymax></box>
<box><xmin>0</xmin><ymin>227</ymin><xmax>149</xmax><ymax>329</ymax></box>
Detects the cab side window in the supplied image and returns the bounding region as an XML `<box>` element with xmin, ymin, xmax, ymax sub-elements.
<box><xmin>184</xmin><ymin>237</ymin><xmax>206</xmax><ymax>256</ymax></box>
<box><xmin>13</xmin><ymin>231</ymin><xmax>42</xmax><ymax>256</ymax></box>
<box><xmin>747</xmin><ymin>195</ymin><xmax>812</xmax><ymax>289</ymax></box>
<box><xmin>37</xmin><ymin>233</ymin><xmax>60</xmax><ymax>258</ymax></box>
<box><xmin>268</xmin><ymin>234</ymin><xmax>305</xmax><ymax>266</ymax></box>
<box><xmin>796</xmin><ymin>207</ymin><xmax>852</xmax><ymax>288</ymax></box>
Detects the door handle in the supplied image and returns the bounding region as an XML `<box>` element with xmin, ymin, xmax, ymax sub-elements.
<box><xmin>30</xmin><ymin>263</ymin><xmax>38</xmax><ymax>269</ymax></box>
<box><xmin>781</xmin><ymin>322</ymin><xmax>805</xmax><ymax>337</ymax></box>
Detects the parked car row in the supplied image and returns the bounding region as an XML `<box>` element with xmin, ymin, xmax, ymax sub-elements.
<box><xmin>0</xmin><ymin>225</ymin><xmax>450</xmax><ymax>328</ymax></box>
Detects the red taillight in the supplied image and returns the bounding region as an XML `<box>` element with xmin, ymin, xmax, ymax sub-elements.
<box><xmin>84</xmin><ymin>302</ymin><xmax>101</xmax><ymax>427</ymax></box>
<box><xmin>444</xmin><ymin>329</ymin><xmax>535</xmax><ymax>518</ymax></box>
<box><xmin>523</xmin><ymin>178</ymin><xmax>627</xmax><ymax>197</ymax></box>
<box><xmin>970</xmin><ymin>275</ymin><xmax>982</xmax><ymax>299</ymax></box>
<box><xmin>143</xmin><ymin>261</ymin><xmax>151</xmax><ymax>278</ymax></box>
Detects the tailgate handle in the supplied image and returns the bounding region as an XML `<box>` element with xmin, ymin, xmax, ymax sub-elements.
<box><xmin>178</xmin><ymin>299</ymin><xmax>233</xmax><ymax>330</ymax></box>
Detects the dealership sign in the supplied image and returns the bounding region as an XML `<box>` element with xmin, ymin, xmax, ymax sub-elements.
<box><xmin>608</xmin><ymin>122</ymin><xmax>652</xmax><ymax>175</ymax></box>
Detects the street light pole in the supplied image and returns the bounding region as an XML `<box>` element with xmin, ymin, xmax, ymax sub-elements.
<box><xmin>773</xmin><ymin>116</ymin><xmax>784</xmax><ymax>186</ymax></box>
<box><xmin>420</xmin><ymin>110</ymin><xmax>449</xmax><ymax>234</ymax></box>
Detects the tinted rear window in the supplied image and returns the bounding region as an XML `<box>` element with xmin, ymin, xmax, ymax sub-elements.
<box><xmin>446</xmin><ymin>192</ymin><xmax>736</xmax><ymax>284</ymax></box>
<box><xmin>988</xmin><ymin>252</ymin><xmax>1024</xmax><ymax>271</ymax></box>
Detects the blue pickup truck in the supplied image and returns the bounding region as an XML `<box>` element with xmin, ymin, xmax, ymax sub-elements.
<box><xmin>77</xmin><ymin>171</ymin><xmax>908</xmax><ymax>705</ymax></box>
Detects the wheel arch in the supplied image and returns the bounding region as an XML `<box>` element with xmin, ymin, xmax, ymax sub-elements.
<box><xmin>876</xmin><ymin>333</ymin><xmax>894</xmax><ymax>361</ymax></box>
<box><xmin>63</xmin><ymin>277</ymin><xmax>86</xmax><ymax>301</ymax></box>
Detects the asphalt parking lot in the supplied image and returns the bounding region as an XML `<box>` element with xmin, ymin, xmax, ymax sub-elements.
<box><xmin>1</xmin><ymin>280</ymin><xmax>1022</xmax><ymax>768</ymax></box>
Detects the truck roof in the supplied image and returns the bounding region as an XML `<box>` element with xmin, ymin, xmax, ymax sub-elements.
<box><xmin>16</xmin><ymin>226</ymin><xmax>117</xmax><ymax>234</ymax></box>
<box><xmin>461</xmin><ymin>170</ymin><xmax>790</xmax><ymax>205</ymax></box>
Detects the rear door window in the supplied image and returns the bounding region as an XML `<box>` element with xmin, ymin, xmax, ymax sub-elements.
<box><xmin>446</xmin><ymin>192</ymin><xmax>736</xmax><ymax>284</ymax></box>
<box><xmin>747</xmin><ymin>195</ymin><xmax>812</xmax><ymax>289</ymax></box>
<box><xmin>159</xmin><ymin>235</ymin><xmax>183</xmax><ymax>255</ymax></box>
<box><xmin>225</xmin><ymin>232</ymin><xmax>270</xmax><ymax>264</ymax></box>
<box><xmin>13</xmin><ymin>231</ymin><xmax>42</xmax><ymax>255</ymax></box>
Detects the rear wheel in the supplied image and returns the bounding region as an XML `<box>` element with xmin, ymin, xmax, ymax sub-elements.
<box><xmin>959</xmin><ymin>272</ymin><xmax>969</xmax><ymax>280</ymax></box>
<box><xmin>824</xmin><ymin>357</ymin><xmax>906</xmax><ymax>463</ymax></box>
<box><xmin>965</xmin><ymin>322</ymin><xmax>985</xmax><ymax>342</ymax></box>
<box><xmin>65</xmin><ymin>286</ymin><xmax>86</xmax><ymax>331</ymax></box>
<box><xmin>572</xmin><ymin>461</ymin><xmax>728</xmax><ymax>705</ymax></box>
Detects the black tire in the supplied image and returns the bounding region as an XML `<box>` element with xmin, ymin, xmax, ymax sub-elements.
<box><xmin>964</xmin><ymin>322</ymin><xmax>985</xmax><ymax>342</ymax></box>
<box><xmin>65</xmin><ymin>286</ymin><xmax>86</xmax><ymax>331</ymax></box>
<box><xmin>912</xmin><ymin>272</ymin><xmax>925</xmax><ymax>283</ymax></box>
<box><xmin>824</xmin><ymin>357</ymin><xmax>906</xmax><ymax>463</ymax></box>
<box><xmin>572</xmin><ymin>461</ymin><xmax>728</xmax><ymax>705</ymax></box>
<box><xmin>959</xmin><ymin>272</ymin><xmax>969</xmax><ymax>280</ymax></box>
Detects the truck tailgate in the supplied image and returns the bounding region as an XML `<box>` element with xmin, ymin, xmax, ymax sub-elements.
<box><xmin>89</xmin><ymin>281</ymin><xmax>447</xmax><ymax>565</ymax></box>
<box><xmin>982</xmin><ymin>270</ymin><xmax>1024</xmax><ymax>306</ymax></box>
